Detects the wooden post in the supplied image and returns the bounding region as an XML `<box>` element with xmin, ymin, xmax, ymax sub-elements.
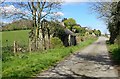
<box><xmin>13</xmin><ymin>41</ymin><xmax>17</xmax><ymax>55</ymax></box>
<box><xmin>47</xmin><ymin>27</ymin><xmax>50</xmax><ymax>49</ymax></box>
<box><xmin>29</xmin><ymin>38</ymin><xmax>32</xmax><ymax>52</ymax></box>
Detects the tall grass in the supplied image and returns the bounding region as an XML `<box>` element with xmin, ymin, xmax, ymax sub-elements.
<box><xmin>2</xmin><ymin>38</ymin><xmax>97</xmax><ymax>78</ymax></box>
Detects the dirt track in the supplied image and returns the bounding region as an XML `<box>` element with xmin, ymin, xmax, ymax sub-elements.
<box><xmin>36</xmin><ymin>37</ymin><xmax>118</xmax><ymax>79</ymax></box>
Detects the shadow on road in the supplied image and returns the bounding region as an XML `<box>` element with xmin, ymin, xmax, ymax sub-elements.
<box><xmin>74</xmin><ymin>53</ymin><xmax>112</xmax><ymax>66</ymax></box>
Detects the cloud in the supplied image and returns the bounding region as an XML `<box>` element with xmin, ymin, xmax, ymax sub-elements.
<box><xmin>0</xmin><ymin>5</ymin><xmax>22</xmax><ymax>14</ymax></box>
<box><xmin>41</xmin><ymin>11</ymin><xmax>64</xmax><ymax>16</ymax></box>
<box><xmin>53</xmin><ymin>12</ymin><xmax>64</xmax><ymax>16</ymax></box>
<box><xmin>41</xmin><ymin>12</ymin><xmax>64</xmax><ymax>16</ymax></box>
<box><xmin>0</xmin><ymin>5</ymin><xmax>64</xmax><ymax>18</ymax></box>
<box><xmin>0</xmin><ymin>5</ymin><xmax>30</xmax><ymax>15</ymax></box>
<box><xmin>41</xmin><ymin>12</ymin><xmax>47</xmax><ymax>15</ymax></box>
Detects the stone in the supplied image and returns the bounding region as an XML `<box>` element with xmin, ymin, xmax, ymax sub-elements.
<box><xmin>95</xmin><ymin>64</ymin><xmax>101</xmax><ymax>68</ymax></box>
<box><xmin>65</xmin><ymin>70</ymin><xmax>73</xmax><ymax>74</ymax></box>
<box><xmin>101</xmin><ymin>66</ymin><xmax>107</xmax><ymax>71</ymax></box>
<box><xmin>109</xmin><ymin>66</ymin><xmax>114</xmax><ymax>70</ymax></box>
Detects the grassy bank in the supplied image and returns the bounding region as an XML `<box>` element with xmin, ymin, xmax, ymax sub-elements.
<box><xmin>107</xmin><ymin>41</ymin><xmax>120</xmax><ymax>64</ymax></box>
<box><xmin>2</xmin><ymin>37</ymin><xmax>97</xmax><ymax>78</ymax></box>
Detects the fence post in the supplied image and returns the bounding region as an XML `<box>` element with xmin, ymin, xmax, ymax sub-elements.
<box><xmin>13</xmin><ymin>41</ymin><xmax>17</xmax><ymax>55</ymax></box>
<box><xmin>29</xmin><ymin>38</ymin><xmax>32</xmax><ymax>52</ymax></box>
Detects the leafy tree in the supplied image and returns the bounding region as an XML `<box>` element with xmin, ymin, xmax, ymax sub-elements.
<box><xmin>63</xmin><ymin>18</ymin><xmax>76</xmax><ymax>31</ymax></box>
<box><xmin>98</xmin><ymin>30</ymin><xmax>101</xmax><ymax>36</ymax></box>
<box><xmin>93</xmin><ymin>29</ymin><xmax>101</xmax><ymax>36</ymax></box>
<box><xmin>109</xmin><ymin>1</ymin><xmax>120</xmax><ymax>44</ymax></box>
<box><xmin>63</xmin><ymin>18</ymin><xmax>87</xmax><ymax>36</ymax></box>
<box><xmin>73</xmin><ymin>25</ymin><xmax>81</xmax><ymax>33</ymax></box>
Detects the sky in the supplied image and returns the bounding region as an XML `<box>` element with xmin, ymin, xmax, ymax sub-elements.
<box><xmin>61</xmin><ymin>2</ymin><xmax>108</xmax><ymax>34</ymax></box>
<box><xmin>0</xmin><ymin>2</ymin><xmax>109</xmax><ymax>34</ymax></box>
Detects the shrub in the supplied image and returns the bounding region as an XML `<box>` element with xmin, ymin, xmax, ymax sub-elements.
<box><xmin>50</xmin><ymin>37</ymin><xmax>64</xmax><ymax>48</ymax></box>
<box><xmin>112</xmin><ymin>48</ymin><xmax>120</xmax><ymax>63</ymax></box>
<box><xmin>109</xmin><ymin>44</ymin><xmax>120</xmax><ymax>64</ymax></box>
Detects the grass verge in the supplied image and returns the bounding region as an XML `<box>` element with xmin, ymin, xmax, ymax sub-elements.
<box><xmin>2</xmin><ymin>37</ymin><xmax>97</xmax><ymax>78</ymax></box>
<box><xmin>106</xmin><ymin>40</ymin><xmax>120</xmax><ymax>65</ymax></box>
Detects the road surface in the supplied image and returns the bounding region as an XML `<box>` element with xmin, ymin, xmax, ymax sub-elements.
<box><xmin>36</xmin><ymin>37</ymin><xmax>118</xmax><ymax>79</ymax></box>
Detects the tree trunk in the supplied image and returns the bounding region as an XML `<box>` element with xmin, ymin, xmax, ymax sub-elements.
<box><xmin>117</xmin><ymin>21</ymin><xmax>120</xmax><ymax>48</ymax></box>
<box><xmin>42</xmin><ymin>22</ymin><xmax>46</xmax><ymax>50</ymax></box>
<box><xmin>42</xmin><ymin>30</ymin><xmax>46</xmax><ymax>50</ymax></box>
<box><xmin>35</xmin><ymin>27</ymin><xmax>39</xmax><ymax>49</ymax></box>
<box><xmin>48</xmin><ymin>28</ymin><xmax>50</xmax><ymax>49</ymax></box>
<box><xmin>109</xmin><ymin>32</ymin><xmax>117</xmax><ymax>44</ymax></box>
<box><xmin>31</xmin><ymin>2</ymin><xmax>37</xmax><ymax>50</ymax></box>
<box><xmin>37</xmin><ymin>2</ymin><xmax>40</xmax><ymax>49</ymax></box>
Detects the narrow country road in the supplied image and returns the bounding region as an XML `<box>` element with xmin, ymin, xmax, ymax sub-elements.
<box><xmin>36</xmin><ymin>37</ymin><xmax>118</xmax><ymax>79</ymax></box>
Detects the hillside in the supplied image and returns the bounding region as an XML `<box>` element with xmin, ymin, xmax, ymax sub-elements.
<box><xmin>1</xmin><ymin>19</ymin><xmax>33</xmax><ymax>31</ymax></box>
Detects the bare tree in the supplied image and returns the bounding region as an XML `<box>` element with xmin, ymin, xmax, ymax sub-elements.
<box><xmin>28</xmin><ymin>1</ymin><xmax>62</xmax><ymax>50</ymax></box>
<box><xmin>0</xmin><ymin>1</ymin><xmax>62</xmax><ymax>51</ymax></box>
<box><xmin>90</xmin><ymin>2</ymin><xmax>112</xmax><ymax>23</ymax></box>
<box><xmin>0</xmin><ymin>0</ymin><xmax>5</xmax><ymax>4</ymax></box>
<box><xmin>90</xmin><ymin>1</ymin><xmax>120</xmax><ymax>44</ymax></box>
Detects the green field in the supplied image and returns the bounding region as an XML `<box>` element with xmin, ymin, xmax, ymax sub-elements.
<box><xmin>2</xmin><ymin>30</ymin><xmax>30</xmax><ymax>47</ymax></box>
